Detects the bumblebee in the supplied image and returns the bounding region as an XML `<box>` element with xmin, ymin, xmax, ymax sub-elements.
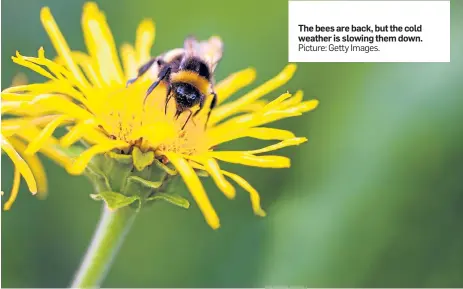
<box><xmin>127</xmin><ymin>36</ymin><xmax>223</xmax><ymax>129</ymax></box>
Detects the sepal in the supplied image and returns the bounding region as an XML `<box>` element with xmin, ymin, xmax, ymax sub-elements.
<box><xmin>90</xmin><ymin>191</ymin><xmax>140</xmax><ymax>211</ymax></box>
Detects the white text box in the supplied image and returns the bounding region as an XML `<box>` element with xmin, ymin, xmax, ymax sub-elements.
<box><xmin>288</xmin><ymin>1</ymin><xmax>450</xmax><ymax>62</ymax></box>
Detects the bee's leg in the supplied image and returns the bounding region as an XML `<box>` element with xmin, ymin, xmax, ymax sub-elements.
<box><xmin>174</xmin><ymin>109</ymin><xmax>182</xmax><ymax>120</ymax></box>
<box><xmin>189</xmin><ymin>99</ymin><xmax>205</xmax><ymax>126</ymax></box>
<box><xmin>181</xmin><ymin>110</ymin><xmax>194</xmax><ymax>130</ymax></box>
<box><xmin>143</xmin><ymin>65</ymin><xmax>171</xmax><ymax>105</ymax></box>
<box><xmin>164</xmin><ymin>85</ymin><xmax>172</xmax><ymax>115</ymax></box>
<box><xmin>126</xmin><ymin>58</ymin><xmax>158</xmax><ymax>87</ymax></box>
<box><xmin>204</xmin><ymin>91</ymin><xmax>217</xmax><ymax>129</ymax></box>
<box><xmin>192</xmin><ymin>99</ymin><xmax>204</xmax><ymax>118</ymax></box>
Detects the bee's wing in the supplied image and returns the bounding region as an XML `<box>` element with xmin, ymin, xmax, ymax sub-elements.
<box><xmin>184</xmin><ymin>36</ymin><xmax>223</xmax><ymax>73</ymax></box>
<box><xmin>199</xmin><ymin>36</ymin><xmax>223</xmax><ymax>73</ymax></box>
<box><xmin>145</xmin><ymin>48</ymin><xmax>184</xmax><ymax>80</ymax></box>
<box><xmin>184</xmin><ymin>36</ymin><xmax>201</xmax><ymax>57</ymax></box>
<box><xmin>162</xmin><ymin>48</ymin><xmax>185</xmax><ymax>63</ymax></box>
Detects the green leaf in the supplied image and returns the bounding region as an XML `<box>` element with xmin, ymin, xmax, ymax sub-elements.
<box><xmin>127</xmin><ymin>175</ymin><xmax>162</xmax><ymax>189</ymax></box>
<box><xmin>147</xmin><ymin>193</ymin><xmax>190</xmax><ymax>209</ymax></box>
<box><xmin>106</xmin><ymin>151</ymin><xmax>133</xmax><ymax>164</ymax></box>
<box><xmin>90</xmin><ymin>191</ymin><xmax>140</xmax><ymax>211</ymax></box>
<box><xmin>84</xmin><ymin>164</ymin><xmax>111</xmax><ymax>192</ymax></box>
<box><xmin>153</xmin><ymin>158</ymin><xmax>177</xmax><ymax>175</ymax></box>
<box><xmin>132</xmin><ymin>147</ymin><xmax>155</xmax><ymax>171</ymax></box>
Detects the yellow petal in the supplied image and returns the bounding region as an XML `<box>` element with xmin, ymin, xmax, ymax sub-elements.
<box><xmin>207</xmin><ymin>109</ymin><xmax>290</xmax><ymax>138</ymax></box>
<box><xmin>2</xmin><ymin>92</ymin><xmax>35</xmax><ymax>101</ymax></box>
<box><xmin>81</xmin><ymin>129</ymin><xmax>114</xmax><ymax>146</ymax></box>
<box><xmin>56</xmin><ymin>51</ymin><xmax>104</xmax><ymax>88</ymax></box>
<box><xmin>1</xmin><ymin>137</ymin><xmax>37</xmax><ymax>194</ymax></box>
<box><xmin>25</xmin><ymin>115</ymin><xmax>70</xmax><ymax>155</ymax></box>
<box><xmin>24</xmin><ymin>94</ymin><xmax>92</xmax><ymax>120</ymax></box>
<box><xmin>246</xmin><ymin>137</ymin><xmax>307</xmax><ymax>155</ymax></box>
<box><xmin>79</xmin><ymin>60</ymin><xmax>103</xmax><ymax>88</ymax></box>
<box><xmin>265</xmin><ymin>92</ymin><xmax>292</xmax><ymax>110</ymax></box>
<box><xmin>3</xmin><ymin>169</ymin><xmax>21</xmax><ymax>210</ymax></box>
<box><xmin>60</xmin><ymin>119</ymin><xmax>102</xmax><ymax>147</ymax></box>
<box><xmin>12</xmin><ymin>53</ymin><xmax>55</xmax><ymax>80</ymax></box>
<box><xmin>221</xmin><ymin>170</ymin><xmax>266</xmax><ymax>217</ymax></box>
<box><xmin>243</xmin><ymin>128</ymin><xmax>296</xmax><ymax>141</ymax></box>
<box><xmin>208</xmin><ymin>98</ymin><xmax>306</xmax><ymax>136</ymax></box>
<box><xmin>208</xmin><ymin>127</ymin><xmax>296</xmax><ymax>147</ymax></box>
<box><xmin>188</xmin><ymin>162</ymin><xmax>266</xmax><ymax>217</ymax></box>
<box><xmin>19</xmin><ymin>48</ymin><xmax>78</xmax><ymax>84</ymax></box>
<box><xmin>280</xmin><ymin>90</ymin><xmax>304</xmax><ymax>109</ymax></box>
<box><xmin>165</xmin><ymin>152</ymin><xmax>220</xmax><ymax>229</ymax></box>
<box><xmin>120</xmin><ymin>43</ymin><xmax>138</xmax><ymax>79</ymax></box>
<box><xmin>135</xmin><ymin>19</ymin><xmax>155</xmax><ymax>64</ymax></box>
<box><xmin>40</xmin><ymin>7</ymin><xmax>90</xmax><ymax>88</ymax></box>
<box><xmin>209</xmin><ymin>152</ymin><xmax>291</xmax><ymax>168</ymax></box>
<box><xmin>82</xmin><ymin>2</ymin><xmax>124</xmax><ymax>85</ymax></box>
<box><xmin>188</xmin><ymin>156</ymin><xmax>236</xmax><ymax>199</ymax></box>
<box><xmin>8</xmin><ymin>137</ymin><xmax>48</xmax><ymax>197</ymax></box>
<box><xmin>1</xmin><ymin>101</ymin><xmax>24</xmax><ymax>115</ymax></box>
<box><xmin>3</xmin><ymin>83</ymin><xmax>87</xmax><ymax>106</ymax></box>
<box><xmin>14</xmin><ymin>127</ymin><xmax>73</xmax><ymax>169</ymax></box>
<box><xmin>210</xmin><ymin>64</ymin><xmax>297</xmax><ymax>124</ymax></box>
<box><xmin>22</xmin><ymin>155</ymin><xmax>48</xmax><ymax>198</ymax></box>
<box><xmin>67</xmin><ymin>140</ymin><xmax>128</xmax><ymax>175</ymax></box>
<box><xmin>238</xmin><ymin>100</ymin><xmax>268</xmax><ymax>112</ymax></box>
<box><xmin>292</xmin><ymin>99</ymin><xmax>319</xmax><ymax>113</ymax></box>
<box><xmin>215</xmin><ymin>67</ymin><xmax>256</xmax><ymax>104</ymax></box>
<box><xmin>1</xmin><ymin>116</ymin><xmax>62</xmax><ymax>138</ymax></box>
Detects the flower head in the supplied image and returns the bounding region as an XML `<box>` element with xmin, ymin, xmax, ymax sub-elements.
<box><xmin>1</xmin><ymin>2</ymin><xmax>318</xmax><ymax>229</ymax></box>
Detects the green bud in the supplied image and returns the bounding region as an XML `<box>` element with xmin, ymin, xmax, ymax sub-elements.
<box><xmin>79</xmin><ymin>149</ymin><xmax>188</xmax><ymax>211</ymax></box>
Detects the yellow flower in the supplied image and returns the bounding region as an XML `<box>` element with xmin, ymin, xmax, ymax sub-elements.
<box><xmin>1</xmin><ymin>2</ymin><xmax>318</xmax><ymax>229</ymax></box>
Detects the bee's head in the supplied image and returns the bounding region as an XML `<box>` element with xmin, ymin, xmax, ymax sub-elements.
<box><xmin>172</xmin><ymin>82</ymin><xmax>202</xmax><ymax>108</ymax></box>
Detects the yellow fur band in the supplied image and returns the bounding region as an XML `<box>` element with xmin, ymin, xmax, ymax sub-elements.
<box><xmin>170</xmin><ymin>71</ymin><xmax>210</xmax><ymax>96</ymax></box>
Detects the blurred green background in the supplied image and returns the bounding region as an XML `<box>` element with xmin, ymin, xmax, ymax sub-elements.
<box><xmin>2</xmin><ymin>0</ymin><xmax>463</xmax><ymax>287</ymax></box>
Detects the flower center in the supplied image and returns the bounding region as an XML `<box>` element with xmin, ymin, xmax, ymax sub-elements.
<box><xmin>89</xmin><ymin>80</ymin><xmax>209</xmax><ymax>155</ymax></box>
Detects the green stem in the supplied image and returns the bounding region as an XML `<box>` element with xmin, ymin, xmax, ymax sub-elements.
<box><xmin>70</xmin><ymin>205</ymin><xmax>138</xmax><ymax>288</ymax></box>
